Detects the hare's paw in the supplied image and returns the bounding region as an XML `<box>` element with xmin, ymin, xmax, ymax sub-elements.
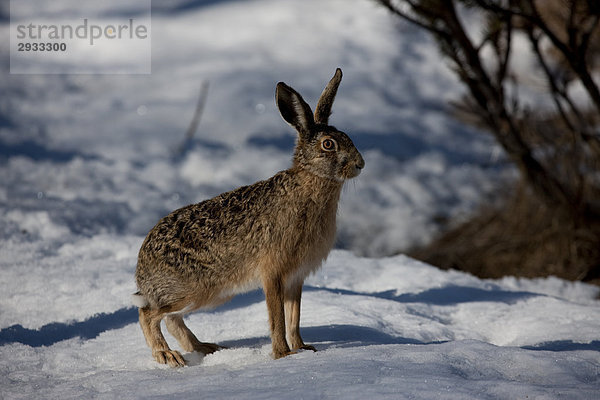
<box><xmin>273</xmin><ymin>346</ymin><xmax>315</xmax><ymax>359</ymax></box>
<box><xmin>289</xmin><ymin>338</ymin><xmax>317</xmax><ymax>352</ymax></box>
<box><xmin>272</xmin><ymin>343</ymin><xmax>294</xmax><ymax>359</ymax></box>
<box><xmin>153</xmin><ymin>349</ymin><xmax>186</xmax><ymax>367</ymax></box>
<box><xmin>195</xmin><ymin>342</ymin><xmax>226</xmax><ymax>355</ymax></box>
<box><xmin>273</xmin><ymin>349</ymin><xmax>298</xmax><ymax>359</ymax></box>
<box><xmin>273</xmin><ymin>344</ymin><xmax>317</xmax><ymax>359</ymax></box>
<box><xmin>298</xmin><ymin>344</ymin><xmax>317</xmax><ymax>352</ymax></box>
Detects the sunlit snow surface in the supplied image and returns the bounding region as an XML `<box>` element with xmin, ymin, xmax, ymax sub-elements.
<box><xmin>1</xmin><ymin>0</ymin><xmax>599</xmax><ymax>398</ymax></box>
<box><xmin>1</xmin><ymin>246</ymin><xmax>599</xmax><ymax>399</ymax></box>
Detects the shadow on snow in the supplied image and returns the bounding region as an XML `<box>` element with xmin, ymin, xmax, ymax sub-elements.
<box><xmin>217</xmin><ymin>324</ymin><xmax>435</xmax><ymax>355</ymax></box>
<box><xmin>0</xmin><ymin>138</ymin><xmax>97</xmax><ymax>164</ymax></box>
<box><xmin>1</xmin><ymin>285</ymin><xmax>593</xmax><ymax>353</ymax></box>
<box><xmin>522</xmin><ymin>340</ymin><xmax>600</xmax><ymax>352</ymax></box>
<box><xmin>0</xmin><ymin>289</ymin><xmax>266</xmax><ymax>348</ymax></box>
<box><xmin>0</xmin><ymin>307</ymin><xmax>139</xmax><ymax>347</ymax></box>
<box><xmin>303</xmin><ymin>285</ymin><xmax>541</xmax><ymax>306</ymax></box>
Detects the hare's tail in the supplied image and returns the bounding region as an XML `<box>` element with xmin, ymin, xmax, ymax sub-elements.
<box><xmin>132</xmin><ymin>291</ymin><xmax>149</xmax><ymax>308</ymax></box>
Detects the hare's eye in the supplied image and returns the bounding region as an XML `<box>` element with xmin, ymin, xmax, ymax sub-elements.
<box><xmin>321</xmin><ymin>138</ymin><xmax>337</xmax><ymax>151</ymax></box>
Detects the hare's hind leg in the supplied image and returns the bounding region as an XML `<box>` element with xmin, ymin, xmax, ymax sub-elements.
<box><xmin>164</xmin><ymin>314</ymin><xmax>222</xmax><ymax>355</ymax></box>
<box><xmin>139</xmin><ymin>307</ymin><xmax>186</xmax><ymax>367</ymax></box>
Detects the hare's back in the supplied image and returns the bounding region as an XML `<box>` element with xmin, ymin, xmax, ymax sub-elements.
<box><xmin>138</xmin><ymin>174</ymin><xmax>289</xmax><ymax>269</ymax></box>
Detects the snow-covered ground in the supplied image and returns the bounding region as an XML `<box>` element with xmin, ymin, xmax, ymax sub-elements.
<box><xmin>1</xmin><ymin>245</ymin><xmax>599</xmax><ymax>399</ymax></box>
<box><xmin>1</xmin><ymin>0</ymin><xmax>599</xmax><ymax>398</ymax></box>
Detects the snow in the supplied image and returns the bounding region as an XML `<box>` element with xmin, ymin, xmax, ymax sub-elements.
<box><xmin>2</xmin><ymin>0</ymin><xmax>599</xmax><ymax>398</ymax></box>
<box><xmin>1</xmin><ymin>249</ymin><xmax>600</xmax><ymax>399</ymax></box>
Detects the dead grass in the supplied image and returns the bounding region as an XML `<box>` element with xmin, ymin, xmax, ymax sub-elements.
<box><xmin>410</xmin><ymin>183</ymin><xmax>600</xmax><ymax>285</ymax></box>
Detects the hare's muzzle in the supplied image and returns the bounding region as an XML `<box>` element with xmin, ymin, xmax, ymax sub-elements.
<box><xmin>356</xmin><ymin>155</ymin><xmax>365</xmax><ymax>171</ymax></box>
<box><xmin>349</xmin><ymin>153</ymin><xmax>365</xmax><ymax>178</ymax></box>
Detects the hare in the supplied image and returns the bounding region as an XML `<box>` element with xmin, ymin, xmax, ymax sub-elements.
<box><xmin>134</xmin><ymin>68</ymin><xmax>364</xmax><ymax>367</ymax></box>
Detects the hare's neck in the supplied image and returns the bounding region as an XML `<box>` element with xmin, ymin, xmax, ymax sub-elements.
<box><xmin>289</xmin><ymin>166</ymin><xmax>344</xmax><ymax>202</ymax></box>
<box><xmin>292</xmin><ymin>155</ymin><xmax>345</xmax><ymax>183</ymax></box>
<box><xmin>284</xmin><ymin>167</ymin><xmax>343</xmax><ymax>268</ymax></box>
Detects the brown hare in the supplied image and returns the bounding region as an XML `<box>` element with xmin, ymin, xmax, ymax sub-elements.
<box><xmin>134</xmin><ymin>68</ymin><xmax>364</xmax><ymax>367</ymax></box>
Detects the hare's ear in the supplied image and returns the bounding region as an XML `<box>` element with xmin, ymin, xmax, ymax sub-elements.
<box><xmin>314</xmin><ymin>68</ymin><xmax>342</xmax><ymax>125</ymax></box>
<box><xmin>276</xmin><ymin>82</ymin><xmax>315</xmax><ymax>138</ymax></box>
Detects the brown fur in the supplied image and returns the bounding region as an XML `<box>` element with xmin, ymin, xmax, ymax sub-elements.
<box><xmin>134</xmin><ymin>68</ymin><xmax>364</xmax><ymax>366</ymax></box>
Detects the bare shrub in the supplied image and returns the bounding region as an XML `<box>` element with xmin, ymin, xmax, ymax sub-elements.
<box><xmin>376</xmin><ymin>0</ymin><xmax>600</xmax><ymax>282</ymax></box>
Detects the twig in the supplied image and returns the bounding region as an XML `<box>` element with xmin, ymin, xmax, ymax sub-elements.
<box><xmin>174</xmin><ymin>80</ymin><xmax>209</xmax><ymax>157</ymax></box>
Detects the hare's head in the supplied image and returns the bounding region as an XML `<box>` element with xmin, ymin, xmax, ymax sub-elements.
<box><xmin>276</xmin><ymin>68</ymin><xmax>364</xmax><ymax>182</ymax></box>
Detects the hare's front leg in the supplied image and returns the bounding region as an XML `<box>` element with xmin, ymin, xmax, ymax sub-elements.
<box><xmin>263</xmin><ymin>276</ymin><xmax>292</xmax><ymax>359</ymax></box>
<box><xmin>139</xmin><ymin>307</ymin><xmax>186</xmax><ymax>367</ymax></box>
<box><xmin>285</xmin><ymin>282</ymin><xmax>316</xmax><ymax>352</ymax></box>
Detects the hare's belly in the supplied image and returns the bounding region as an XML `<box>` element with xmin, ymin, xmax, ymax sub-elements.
<box><xmin>284</xmin><ymin>261</ymin><xmax>323</xmax><ymax>289</ymax></box>
<box><xmin>218</xmin><ymin>268</ymin><xmax>262</xmax><ymax>298</ymax></box>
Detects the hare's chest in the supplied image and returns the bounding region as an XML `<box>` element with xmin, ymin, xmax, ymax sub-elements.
<box><xmin>283</xmin><ymin>220</ymin><xmax>335</xmax><ymax>289</ymax></box>
<box><xmin>296</xmin><ymin>200</ymin><xmax>338</xmax><ymax>264</ymax></box>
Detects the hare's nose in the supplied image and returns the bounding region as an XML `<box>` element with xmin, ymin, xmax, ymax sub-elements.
<box><xmin>356</xmin><ymin>155</ymin><xmax>365</xmax><ymax>170</ymax></box>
